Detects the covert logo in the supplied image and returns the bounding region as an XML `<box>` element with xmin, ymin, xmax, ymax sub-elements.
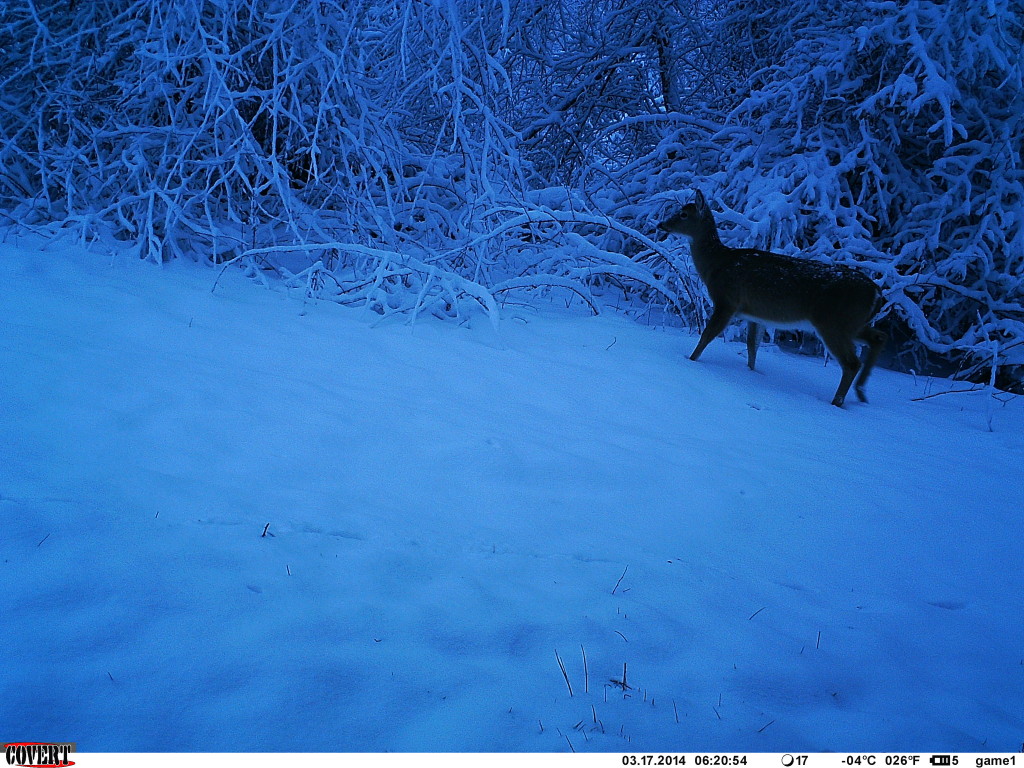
<box><xmin>4</xmin><ymin>743</ymin><xmax>76</xmax><ymax>767</ymax></box>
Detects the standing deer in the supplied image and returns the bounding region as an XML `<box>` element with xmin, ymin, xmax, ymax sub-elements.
<box><xmin>658</xmin><ymin>191</ymin><xmax>886</xmax><ymax>407</ymax></box>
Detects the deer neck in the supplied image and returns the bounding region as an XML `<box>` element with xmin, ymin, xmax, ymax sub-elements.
<box><xmin>688</xmin><ymin>219</ymin><xmax>730</xmax><ymax>279</ymax></box>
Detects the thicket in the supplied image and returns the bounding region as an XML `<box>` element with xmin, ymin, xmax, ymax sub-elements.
<box><xmin>1</xmin><ymin>0</ymin><xmax>1021</xmax><ymax>386</ymax></box>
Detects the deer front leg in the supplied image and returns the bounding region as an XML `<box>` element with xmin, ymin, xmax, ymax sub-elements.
<box><xmin>690</xmin><ymin>304</ymin><xmax>735</xmax><ymax>361</ymax></box>
<box><xmin>854</xmin><ymin>327</ymin><xmax>887</xmax><ymax>402</ymax></box>
<box><xmin>817</xmin><ymin>327</ymin><xmax>862</xmax><ymax>408</ymax></box>
<box><xmin>746</xmin><ymin>321</ymin><xmax>760</xmax><ymax>371</ymax></box>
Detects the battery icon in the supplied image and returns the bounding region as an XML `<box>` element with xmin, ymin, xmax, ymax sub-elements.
<box><xmin>930</xmin><ymin>757</ymin><xmax>952</xmax><ymax>766</ymax></box>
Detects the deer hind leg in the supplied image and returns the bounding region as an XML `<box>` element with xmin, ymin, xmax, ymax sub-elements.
<box><xmin>817</xmin><ymin>328</ymin><xmax>862</xmax><ymax>408</ymax></box>
<box><xmin>854</xmin><ymin>327</ymin><xmax>887</xmax><ymax>402</ymax></box>
<box><xmin>690</xmin><ymin>304</ymin><xmax>734</xmax><ymax>362</ymax></box>
<box><xmin>746</xmin><ymin>322</ymin><xmax>760</xmax><ymax>371</ymax></box>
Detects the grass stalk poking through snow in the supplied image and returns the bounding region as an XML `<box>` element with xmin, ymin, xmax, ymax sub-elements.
<box><xmin>581</xmin><ymin>645</ymin><xmax>589</xmax><ymax>693</ymax></box>
<box><xmin>611</xmin><ymin>565</ymin><xmax>628</xmax><ymax>595</ymax></box>
<box><xmin>555</xmin><ymin>649</ymin><xmax>573</xmax><ymax>697</ymax></box>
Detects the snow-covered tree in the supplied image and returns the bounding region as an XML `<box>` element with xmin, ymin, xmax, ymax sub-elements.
<box><xmin>1</xmin><ymin>0</ymin><xmax>677</xmax><ymax>323</ymax></box>
<box><xmin>640</xmin><ymin>0</ymin><xmax>1024</xmax><ymax>386</ymax></box>
<box><xmin>1</xmin><ymin>0</ymin><xmax>1021</xmax><ymax>387</ymax></box>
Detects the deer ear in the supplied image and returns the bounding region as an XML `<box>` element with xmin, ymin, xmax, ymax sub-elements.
<box><xmin>693</xmin><ymin>190</ymin><xmax>708</xmax><ymax>213</ymax></box>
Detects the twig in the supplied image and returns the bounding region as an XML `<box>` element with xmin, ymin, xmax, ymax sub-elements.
<box><xmin>911</xmin><ymin>387</ymin><xmax>984</xmax><ymax>401</ymax></box>
<box><xmin>555</xmin><ymin>650</ymin><xmax>574</xmax><ymax>696</ymax></box>
<box><xmin>36</xmin><ymin>533</ymin><xmax>51</xmax><ymax>547</ymax></box>
<box><xmin>611</xmin><ymin>565</ymin><xmax>628</xmax><ymax>594</ymax></box>
<box><xmin>261</xmin><ymin>523</ymin><xmax>271</xmax><ymax>537</ymax></box>
<box><xmin>757</xmin><ymin>719</ymin><xmax>775</xmax><ymax>733</ymax></box>
<box><xmin>614</xmin><ymin>630</ymin><xmax>628</xmax><ymax>642</ymax></box>
<box><xmin>748</xmin><ymin>606</ymin><xmax>766</xmax><ymax>620</ymax></box>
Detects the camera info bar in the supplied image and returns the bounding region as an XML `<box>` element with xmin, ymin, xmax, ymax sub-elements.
<box><xmin>53</xmin><ymin>752</ymin><xmax>1022</xmax><ymax>767</ymax></box>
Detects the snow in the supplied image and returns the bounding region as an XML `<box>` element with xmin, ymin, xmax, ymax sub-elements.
<box><xmin>1</xmin><ymin>237</ymin><xmax>1022</xmax><ymax>752</ymax></box>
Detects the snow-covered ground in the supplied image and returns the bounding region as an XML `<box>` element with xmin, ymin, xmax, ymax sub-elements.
<box><xmin>1</xmin><ymin>236</ymin><xmax>1021</xmax><ymax>752</ymax></box>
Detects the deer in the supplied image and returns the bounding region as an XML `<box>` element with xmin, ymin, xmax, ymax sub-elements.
<box><xmin>658</xmin><ymin>190</ymin><xmax>886</xmax><ymax>407</ymax></box>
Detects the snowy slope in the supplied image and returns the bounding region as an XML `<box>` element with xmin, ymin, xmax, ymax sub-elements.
<box><xmin>1</xmin><ymin>237</ymin><xmax>1021</xmax><ymax>752</ymax></box>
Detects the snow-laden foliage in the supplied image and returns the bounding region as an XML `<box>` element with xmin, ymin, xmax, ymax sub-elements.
<box><xmin>0</xmin><ymin>0</ymin><xmax>677</xmax><ymax>325</ymax></box>
<box><xmin>508</xmin><ymin>0</ymin><xmax>713</xmax><ymax>183</ymax></box>
<box><xmin>1</xmin><ymin>0</ymin><xmax>1022</xmax><ymax>386</ymax></box>
<box><xmin>633</xmin><ymin>0</ymin><xmax>1024</xmax><ymax>383</ymax></box>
